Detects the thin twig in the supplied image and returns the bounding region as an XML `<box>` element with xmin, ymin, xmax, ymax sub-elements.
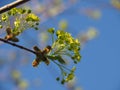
<box><xmin>0</xmin><ymin>38</ymin><xmax>36</xmax><ymax>54</ymax></box>
<box><xmin>0</xmin><ymin>0</ymin><xmax>30</xmax><ymax>14</ymax></box>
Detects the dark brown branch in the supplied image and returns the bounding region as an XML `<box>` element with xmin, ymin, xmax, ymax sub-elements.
<box><xmin>0</xmin><ymin>38</ymin><xmax>36</xmax><ymax>54</ymax></box>
<box><xmin>0</xmin><ymin>0</ymin><xmax>30</xmax><ymax>14</ymax></box>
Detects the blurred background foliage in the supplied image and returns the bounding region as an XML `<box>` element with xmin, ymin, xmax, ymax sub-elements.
<box><xmin>0</xmin><ymin>0</ymin><xmax>120</xmax><ymax>90</ymax></box>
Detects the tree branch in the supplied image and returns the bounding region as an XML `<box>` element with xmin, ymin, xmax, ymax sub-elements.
<box><xmin>0</xmin><ymin>0</ymin><xmax>30</xmax><ymax>14</ymax></box>
<box><xmin>0</xmin><ymin>38</ymin><xmax>36</xmax><ymax>54</ymax></box>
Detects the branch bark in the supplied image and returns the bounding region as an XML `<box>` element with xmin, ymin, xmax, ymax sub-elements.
<box><xmin>0</xmin><ymin>38</ymin><xmax>36</xmax><ymax>54</ymax></box>
<box><xmin>0</xmin><ymin>0</ymin><xmax>30</xmax><ymax>14</ymax></box>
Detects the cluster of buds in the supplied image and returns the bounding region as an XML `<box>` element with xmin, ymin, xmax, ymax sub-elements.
<box><xmin>4</xmin><ymin>27</ymin><xmax>19</xmax><ymax>42</ymax></box>
<box><xmin>47</xmin><ymin>29</ymin><xmax>81</xmax><ymax>84</ymax></box>
<box><xmin>32</xmin><ymin>45</ymin><xmax>52</xmax><ymax>67</ymax></box>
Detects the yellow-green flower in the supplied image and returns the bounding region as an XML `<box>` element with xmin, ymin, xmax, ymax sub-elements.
<box><xmin>14</xmin><ymin>19</ymin><xmax>20</xmax><ymax>28</ymax></box>
<box><xmin>1</xmin><ymin>14</ymin><xmax>8</xmax><ymax>21</ymax></box>
<box><xmin>19</xmin><ymin>80</ymin><xmax>28</xmax><ymax>89</ymax></box>
<box><xmin>65</xmin><ymin>73</ymin><xmax>75</xmax><ymax>82</ymax></box>
<box><xmin>26</xmin><ymin>13</ymin><xmax>39</xmax><ymax>22</ymax></box>
<box><xmin>0</xmin><ymin>25</ymin><xmax>3</xmax><ymax>29</ymax></box>
<box><xmin>11</xmin><ymin>70</ymin><xmax>21</xmax><ymax>79</ymax></box>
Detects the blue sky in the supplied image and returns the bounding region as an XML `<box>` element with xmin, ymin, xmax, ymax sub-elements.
<box><xmin>0</xmin><ymin>0</ymin><xmax>120</xmax><ymax>90</ymax></box>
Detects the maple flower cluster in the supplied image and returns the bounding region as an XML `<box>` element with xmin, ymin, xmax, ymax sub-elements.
<box><xmin>0</xmin><ymin>8</ymin><xmax>39</xmax><ymax>40</ymax></box>
<box><xmin>47</xmin><ymin>29</ymin><xmax>81</xmax><ymax>84</ymax></box>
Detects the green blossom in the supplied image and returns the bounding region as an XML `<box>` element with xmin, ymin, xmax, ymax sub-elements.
<box><xmin>0</xmin><ymin>8</ymin><xmax>40</xmax><ymax>40</ymax></box>
<box><xmin>47</xmin><ymin>30</ymin><xmax>81</xmax><ymax>84</ymax></box>
<box><xmin>58</xmin><ymin>20</ymin><xmax>68</xmax><ymax>30</ymax></box>
<box><xmin>7</xmin><ymin>8</ymin><xmax>17</xmax><ymax>15</ymax></box>
<box><xmin>0</xmin><ymin>25</ymin><xmax>3</xmax><ymax>29</ymax></box>
<box><xmin>48</xmin><ymin>28</ymin><xmax>55</xmax><ymax>34</ymax></box>
<box><xmin>65</xmin><ymin>73</ymin><xmax>75</xmax><ymax>82</ymax></box>
<box><xmin>14</xmin><ymin>19</ymin><xmax>20</xmax><ymax>28</ymax></box>
<box><xmin>1</xmin><ymin>14</ymin><xmax>8</xmax><ymax>21</ymax></box>
<box><xmin>26</xmin><ymin>13</ymin><xmax>39</xmax><ymax>22</ymax></box>
<box><xmin>52</xmin><ymin>30</ymin><xmax>81</xmax><ymax>62</ymax></box>
<box><xmin>8</xmin><ymin>8</ymin><xmax>27</xmax><ymax>15</ymax></box>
